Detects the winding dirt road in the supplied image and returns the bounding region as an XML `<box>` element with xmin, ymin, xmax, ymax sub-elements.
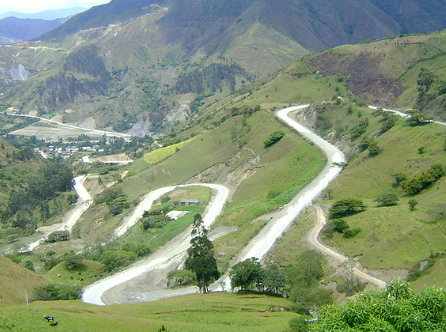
<box><xmin>81</xmin><ymin>105</ymin><xmax>387</xmax><ymax>305</ymax></box>
<box><xmin>27</xmin><ymin>175</ymin><xmax>92</xmax><ymax>251</ymax></box>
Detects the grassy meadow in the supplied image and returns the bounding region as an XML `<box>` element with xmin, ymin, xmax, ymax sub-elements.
<box><xmin>0</xmin><ymin>293</ymin><xmax>297</xmax><ymax>332</ymax></box>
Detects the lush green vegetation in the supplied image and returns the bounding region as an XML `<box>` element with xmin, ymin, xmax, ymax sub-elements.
<box><xmin>143</xmin><ymin>136</ymin><xmax>197</xmax><ymax>165</ymax></box>
<box><xmin>0</xmin><ymin>292</ymin><xmax>296</xmax><ymax>331</ymax></box>
<box><xmin>307</xmin><ymin>279</ymin><xmax>446</xmax><ymax>332</ymax></box>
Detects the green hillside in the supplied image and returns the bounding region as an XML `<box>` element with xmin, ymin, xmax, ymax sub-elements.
<box><xmin>0</xmin><ymin>255</ymin><xmax>49</xmax><ymax>305</ymax></box>
<box><xmin>0</xmin><ymin>293</ymin><xmax>295</xmax><ymax>331</ymax></box>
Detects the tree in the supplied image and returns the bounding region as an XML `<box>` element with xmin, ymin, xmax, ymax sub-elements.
<box><xmin>329</xmin><ymin>198</ymin><xmax>366</xmax><ymax>219</ymax></box>
<box><xmin>375</xmin><ymin>193</ymin><xmax>399</xmax><ymax>207</ymax></box>
<box><xmin>230</xmin><ymin>257</ymin><xmax>264</xmax><ymax>291</ymax></box>
<box><xmin>408</xmin><ymin>199</ymin><xmax>418</xmax><ymax>211</ymax></box>
<box><xmin>263</xmin><ymin>264</ymin><xmax>288</xmax><ymax>294</ymax></box>
<box><xmin>417</xmin><ymin>68</ymin><xmax>435</xmax><ymax>95</ymax></box>
<box><xmin>184</xmin><ymin>214</ymin><xmax>220</xmax><ymax>293</ymax></box>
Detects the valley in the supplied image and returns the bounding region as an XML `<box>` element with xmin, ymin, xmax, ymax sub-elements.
<box><xmin>2</xmin><ymin>0</ymin><xmax>446</xmax><ymax>331</ymax></box>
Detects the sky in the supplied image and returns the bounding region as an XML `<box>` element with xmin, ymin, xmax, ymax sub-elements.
<box><xmin>0</xmin><ymin>0</ymin><xmax>111</xmax><ymax>15</ymax></box>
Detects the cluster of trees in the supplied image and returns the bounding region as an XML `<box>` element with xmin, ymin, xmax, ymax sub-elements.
<box><xmin>100</xmin><ymin>242</ymin><xmax>151</xmax><ymax>272</ymax></box>
<box><xmin>322</xmin><ymin>218</ymin><xmax>361</xmax><ymax>239</ymax></box>
<box><xmin>95</xmin><ymin>187</ymin><xmax>129</xmax><ymax>215</ymax></box>
<box><xmin>46</xmin><ymin>230</ymin><xmax>70</xmax><ymax>243</ymax></box>
<box><xmin>401</xmin><ymin>164</ymin><xmax>444</xmax><ymax>195</ymax></box>
<box><xmin>33</xmin><ymin>284</ymin><xmax>82</xmax><ymax>301</ymax></box>
<box><xmin>264</xmin><ymin>131</ymin><xmax>285</xmax><ymax>148</ymax></box>
<box><xmin>230</xmin><ymin>258</ymin><xmax>288</xmax><ymax>294</ymax></box>
<box><xmin>303</xmin><ymin>279</ymin><xmax>446</xmax><ymax>331</ymax></box>
<box><xmin>229</xmin><ymin>251</ymin><xmax>332</xmax><ymax>314</ymax></box>
<box><xmin>3</xmin><ymin>160</ymin><xmax>74</xmax><ymax>233</ymax></box>
<box><xmin>350</xmin><ymin>118</ymin><xmax>369</xmax><ymax>140</ymax></box>
<box><xmin>173</xmin><ymin>63</ymin><xmax>252</xmax><ymax>95</ymax></box>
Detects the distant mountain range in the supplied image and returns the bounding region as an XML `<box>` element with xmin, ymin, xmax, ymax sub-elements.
<box><xmin>2</xmin><ymin>0</ymin><xmax>446</xmax><ymax>133</ymax></box>
<box><xmin>0</xmin><ymin>7</ymin><xmax>90</xmax><ymax>44</ymax></box>
<box><xmin>0</xmin><ymin>7</ymin><xmax>88</xmax><ymax>20</ymax></box>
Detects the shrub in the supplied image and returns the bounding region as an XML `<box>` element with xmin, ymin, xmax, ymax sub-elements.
<box><xmin>32</xmin><ymin>284</ymin><xmax>81</xmax><ymax>301</ymax></box>
<box><xmin>375</xmin><ymin>193</ymin><xmax>399</xmax><ymax>206</ymax></box>
<box><xmin>46</xmin><ymin>230</ymin><xmax>70</xmax><ymax>243</ymax></box>
<box><xmin>264</xmin><ymin>131</ymin><xmax>285</xmax><ymax>148</ymax></box>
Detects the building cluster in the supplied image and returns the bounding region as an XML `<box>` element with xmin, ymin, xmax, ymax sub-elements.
<box><xmin>34</xmin><ymin>145</ymin><xmax>105</xmax><ymax>159</ymax></box>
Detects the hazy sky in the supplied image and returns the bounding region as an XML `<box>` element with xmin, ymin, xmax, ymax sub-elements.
<box><xmin>0</xmin><ymin>0</ymin><xmax>111</xmax><ymax>14</ymax></box>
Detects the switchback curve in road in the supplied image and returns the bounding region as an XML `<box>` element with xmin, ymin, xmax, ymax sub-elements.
<box><xmin>82</xmin><ymin>183</ymin><xmax>229</xmax><ymax>305</ymax></box>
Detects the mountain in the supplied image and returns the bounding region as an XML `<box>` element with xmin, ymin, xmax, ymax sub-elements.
<box><xmin>2</xmin><ymin>0</ymin><xmax>446</xmax><ymax>134</ymax></box>
<box><xmin>0</xmin><ymin>7</ymin><xmax>88</xmax><ymax>20</ymax></box>
<box><xmin>0</xmin><ymin>17</ymin><xmax>64</xmax><ymax>44</ymax></box>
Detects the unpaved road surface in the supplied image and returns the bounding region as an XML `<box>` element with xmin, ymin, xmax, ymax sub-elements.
<box><xmin>82</xmin><ymin>184</ymin><xmax>229</xmax><ymax>305</ymax></box>
<box><xmin>27</xmin><ymin>176</ymin><xmax>92</xmax><ymax>251</ymax></box>
<box><xmin>82</xmin><ymin>104</ymin><xmax>387</xmax><ymax>305</ymax></box>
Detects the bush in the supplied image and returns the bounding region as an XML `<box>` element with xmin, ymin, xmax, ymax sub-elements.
<box><xmin>264</xmin><ymin>131</ymin><xmax>285</xmax><ymax>148</ymax></box>
<box><xmin>343</xmin><ymin>228</ymin><xmax>362</xmax><ymax>238</ymax></box>
<box><xmin>46</xmin><ymin>230</ymin><xmax>70</xmax><ymax>243</ymax></box>
<box><xmin>32</xmin><ymin>284</ymin><xmax>81</xmax><ymax>301</ymax></box>
<box><xmin>375</xmin><ymin>193</ymin><xmax>399</xmax><ymax>206</ymax></box>
<box><xmin>101</xmin><ymin>250</ymin><xmax>137</xmax><ymax>272</ymax></box>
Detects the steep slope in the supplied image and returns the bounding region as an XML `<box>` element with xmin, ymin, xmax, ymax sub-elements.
<box><xmin>0</xmin><ymin>256</ymin><xmax>49</xmax><ymax>305</ymax></box>
<box><xmin>2</xmin><ymin>0</ymin><xmax>446</xmax><ymax>134</ymax></box>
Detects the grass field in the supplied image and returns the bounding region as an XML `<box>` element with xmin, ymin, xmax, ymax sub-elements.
<box><xmin>0</xmin><ymin>293</ymin><xmax>297</xmax><ymax>332</ymax></box>
<box><xmin>297</xmin><ymin>102</ymin><xmax>446</xmax><ymax>274</ymax></box>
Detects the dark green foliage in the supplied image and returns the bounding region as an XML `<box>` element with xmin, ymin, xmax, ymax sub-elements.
<box><xmin>342</xmin><ymin>228</ymin><xmax>362</xmax><ymax>238</ymax></box>
<box><xmin>288</xmin><ymin>316</ymin><xmax>311</xmax><ymax>332</ymax></box>
<box><xmin>173</xmin><ymin>63</ymin><xmax>253</xmax><ymax>95</ymax></box>
<box><xmin>230</xmin><ymin>257</ymin><xmax>264</xmax><ymax>291</ymax></box>
<box><xmin>408</xmin><ymin>198</ymin><xmax>418</xmax><ymax>211</ymax></box>
<box><xmin>263</xmin><ymin>264</ymin><xmax>289</xmax><ymax>295</ymax></box>
<box><xmin>264</xmin><ymin>131</ymin><xmax>285</xmax><ymax>148</ymax></box>
<box><xmin>332</xmin><ymin>219</ymin><xmax>349</xmax><ymax>233</ymax></box>
<box><xmin>7</xmin><ymin>160</ymin><xmax>73</xmax><ymax>218</ymax></box>
<box><xmin>23</xmin><ymin>260</ymin><xmax>34</xmax><ymax>272</ymax></box>
<box><xmin>350</xmin><ymin>118</ymin><xmax>369</xmax><ymax>140</ymax></box>
<box><xmin>375</xmin><ymin>193</ymin><xmax>399</xmax><ymax>206</ymax></box>
<box><xmin>46</xmin><ymin>230</ymin><xmax>70</xmax><ymax>243</ymax></box>
<box><xmin>32</xmin><ymin>284</ymin><xmax>81</xmax><ymax>301</ymax></box>
<box><xmin>417</xmin><ymin>68</ymin><xmax>436</xmax><ymax>95</ymax></box>
<box><xmin>323</xmin><ymin>219</ymin><xmax>361</xmax><ymax>239</ymax></box>
<box><xmin>379</xmin><ymin>114</ymin><xmax>398</xmax><ymax>134</ymax></box>
<box><xmin>166</xmin><ymin>270</ymin><xmax>196</xmax><ymax>287</ymax></box>
<box><xmin>329</xmin><ymin>198</ymin><xmax>367</xmax><ymax>219</ymax></box>
<box><xmin>308</xmin><ymin>280</ymin><xmax>446</xmax><ymax>331</ymax></box>
<box><xmin>184</xmin><ymin>214</ymin><xmax>219</xmax><ymax>293</ymax></box>
<box><xmin>63</xmin><ymin>255</ymin><xmax>83</xmax><ymax>270</ymax></box>
<box><xmin>392</xmin><ymin>172</ymin><xmax>407</xmax><ymax>186</ymax></box>
<box><xmin>101</xmin><ymin>250</ymin><xmax>137</xmax><ymax>272</ymax></box>
<box><xmin>401</xmin><ymin>164</ymin><xmax>444</xmax><ymax>195</ymax></box>
<box><xmin>64</xmin><ymin>45</ymin><xmax>111</xmax><ymax>81</ymax></box>
<box><xmin>121</xmin><ymin>242</ymin><xmax>151</xmax><ymax>257</ymax></box>
<box><xmin>96</xmin><ymin>187</ymin><xmax>129</xmax><ymax>215</ymax></box>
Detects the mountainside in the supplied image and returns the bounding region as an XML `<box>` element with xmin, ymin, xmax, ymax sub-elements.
<box><xmin>0</xmin><ymin>7</ymin><xmax>87</xmax><ymax>20</ymax></box>
<box><xmin>2</xmin><ymin>0</ymin><xmax>446</xmax><ymax>136</ymax></box>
